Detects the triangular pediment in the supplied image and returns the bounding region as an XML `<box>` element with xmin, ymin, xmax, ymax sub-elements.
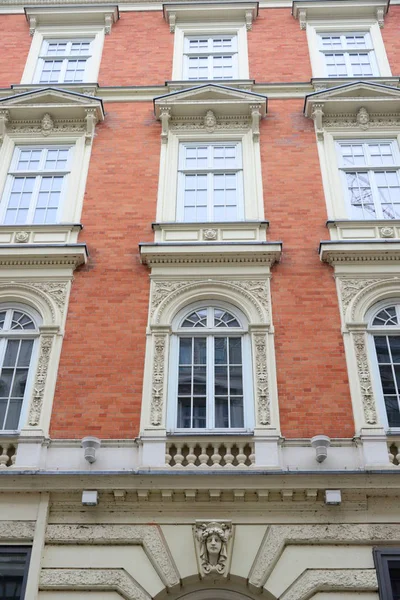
<box><xmin>304</xmin><ymin>81</ymin><xmax>400</xmax><ymax>118</ymax></box>
<box><xmin>0</xmin><ymin>87</ymin><xmax>104</xmax><ymax>122</ymax></box>
<box><xmin>154</xmin><ymin>84</ymin><xmax>267</xmax><ymax>119</ymax></box>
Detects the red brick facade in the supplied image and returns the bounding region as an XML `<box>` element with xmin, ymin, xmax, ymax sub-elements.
<box><xmin>3</xmin><ymin>5</ymin><xmax>400</xmax><ymax>440</ymax></box>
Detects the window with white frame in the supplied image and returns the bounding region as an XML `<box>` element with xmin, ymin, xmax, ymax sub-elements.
<box><xmin>370</xmin><ymin>303</ymin><xmax>400</xmax><ymax>428</ymax></box>
<box><xmin>177</xmin><ymin>142</ymin><xmax>244</xmax><ymax>222</ymax></box>
<box><xmin>0</xmin><ymin>307</ymin><xmax>40</xmax><ymax>432</ymax></box>
<box><xmin>337</xmin><ymin>140</ymin><xmax>400</xmax><ymax>219</ymax></box>
<box><xmin>318</xmin><ymin>32</ymin><xmax>379</xmax><ymax>77</ymax></box>
<box><xmin>183</xmin><ymin>35</ymin><xmax>238</xmax><ymax>80</ymax></box>
<box><xmin>0</xmin><ymin>146</ymin><xmax>72</xmax><ymax>225</ymax></box>
<box><xmin>170</xmin><ymin>305</ymin><xmax>252</xmax><ymax>431</ymax></box>
<box><xmin>34</xmin><ymin>38</ymin><xmax>93</xmax><ymax>84</ymax></box>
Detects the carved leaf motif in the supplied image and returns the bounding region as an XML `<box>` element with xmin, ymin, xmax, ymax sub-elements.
<box><xmin>353</xmin><ymin>332</ymin><xmax>377</xmax><ymax>424</ymax></box>
<box><xmin>253</xmin><ymin>333</ymin><xmax>270</xmax><ymax>425</ymax></box>
<box><xmin>28</xmin><ymin>336</ymin><xmax>54</xmax><ymax>427</ymax></box>
<box><xmin>339</xmin><ymin>279</ymin><xmax>379</xmax><ymax>315</ymax></box>
<box><xmin>31</xmin><ymin>282</ymin><xmax>68</xmax><ymax>316</ymax></box>
<box><xmin>151</xmin><ymin>335</ymin><xmax>166</xmax><ymax>426</ymax></box>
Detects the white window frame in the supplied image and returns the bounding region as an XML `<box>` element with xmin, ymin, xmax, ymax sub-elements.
<box><xmin>0</xmin><ymin>134</ymin><xmax>92</xmax><ymax>225</ymax></box>
<box><xmin>367</xmin><ymin>300</ymin><xmax>400</xmax><ymax>432</ymax></box>
<box><xmin>336</xmin><ymin>139</ymin><xmax>400</xmax><ymax>220</ymax></box>
<box><xmin>316</xmin><ymin>130</ymin><xmax>400</xmax><ymax>220</ymax></box>
<box><xmin>183</xmin><ymin>34</ymin><xmax>239</xmax><ymax>81</ymax></box>
<box><xmin>167</xmin><ymin>302</ymin><xmax>254</xmax><ymax>433</ymax></box>
<box><xmin>306</xmin><ymin>21</ymin><xmax>391</xmax><ymax>79</ymax></box>
<box><xmin>21</xmin><ymin>26</ymin><xmax>105</xmax><ymax>85</ymax></box>
<box><xmin>0</xmin><ymin>145</ymin><xmax>73</xmax><ymax>226</ymax></box>
<box><xmin>177</xmin><ymin>141</ymin><xmax>244</xmax><ymax>222</ymax></box>
<box><xmin>172</xmin><ymin>23</ymin><xmax>249</xmax><ymax>81</ymax></box>
<box><xmin>157</xmin><ymin>130</ymin><xmax>264</xmax><ymax>223</ymax></box>
<box><xmin>0</xmin><ymin>304</ymin><xmax>41</xmax><ymax>434</ymax></box>
<box><xmin>33</xmin><ymin>38</ymin><xmax>94</xmax><ymax>85</ymax></box>
<box><xmin>317</xmin><ymin>31</ymin><xmax>379</xmax><ymax>78</ymax></box>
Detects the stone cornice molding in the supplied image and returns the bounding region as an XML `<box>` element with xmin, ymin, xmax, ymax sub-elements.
<box><xmin>25</xmin><ymin>5</ymin><xmax>119</xmax><ymax>34</ymax></box>
<box><xmin>292</xmin><ymin>0</ymin><xmax>388</xmax><ymax>29</ymax></box>
<box><xmin>163</xmin><ymin>2</ymin><xmax>258</xmax><ymax>32</ymax></box>
<box><xmin>0</xmin><ymin>521</ymin><xmax>35</xmax><ymax>541</ymax></box>
<box><xmin>46</xmin><ymin>524</ymin><xmax>180</xmax><ymax>589</ymax></box>
<box><xmin>249</xmin><ymin>523</ymin><xmax>400</xmax><ymax>590</ymax></box>
<box><xmin>140</xmin><ymin>242</ymin><xmax>281</xmax><ymax>267</ymax></box>
<box><xmin>0</xmin><ymin>88</ymin><xmax>104</xmax><ymax>145</ymax></box>
<box><xmin>281</xmin><ymin>569</ymin><xmax>377</xmax><ymax>600</ymax></box>
<box><xmin>40</xmin><ymin>568</ymin><xmax>151</xmax><ymax>600</ymax></box>
<box><xmin>154</xmin><ymin>84</ymin><xmax>267</xmax><ymax>141</ymax></box>
<box><xmin>319</xmin><ymin>240</ymin><xmax>400</xmax><ymax>264</ymax></box>
<box><xmin>0</xmin><ymin>244</ymin><xmax>88</xmax><ymax>267</ymax></box>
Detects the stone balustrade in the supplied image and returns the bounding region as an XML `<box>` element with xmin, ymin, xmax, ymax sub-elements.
<box><xmin>0</xmin><ymin>440</ymin><xmax>17</xmax><ymax>468</ymax></box>
<box><xmin>165</xmin><ymin>438</ymin><xmax>255</xmax><ymax>469</ymax></box>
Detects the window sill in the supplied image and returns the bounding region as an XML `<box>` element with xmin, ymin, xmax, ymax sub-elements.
<box><xmin>327</xmin><ymin>219</ymin><xmax>400</xmax><ymax>242</ymax></box>
<box><xmin>311</xmin><ymin>76</ymin><xmax>399</xmax><ymax>92</ymax></box>
<box><xmin>0</xmin><ymin>223</ymin><xmax>83</xmax><ymax>246</ymax></box>
<box><xmin>152</xmin><ymin>220</ymin><xmax>269</xmax><ymax>243</ymax></box>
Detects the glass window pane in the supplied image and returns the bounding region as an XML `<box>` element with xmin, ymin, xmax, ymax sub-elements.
<box><xmin>379</xmin><ymin>364</ymin><xmax>396</xmax><ymax>394</ymax></box>
<box><xmin>229</xmin><ymin>366</ymin><xmax>243</xmax><ymax>395</ymax></box>
<box><xmin>193</xmin><ymin>397</ymin><xmax>206</xmax><ymax>428</ymax></box>
<box><xmin>215</xmin><ymin>365</ymin><xmax>228</xmax><ymax>395</ymax></box>
<box><xmin>385</xmin><ymin>396</ymin><xmax>400</xmax><ymax>427</ymax></box>
<box><xmin>178</xmin><ymin>366</ymin><xmax>192</xmax><ymax>395</ymax></box>
<box><xmin>179</xmin><ymin>338</ymin><xmax>192</xmax><ymax>365</ymax></box>
<box><xmin>231</xmin><ymin>397</ymin><xmax>244</xmax><ymax>428</ymax></box>
<box><xmin>177</xmin><ymin>397</ymin><xmax>191</xmax><ymax>429</ymax></box>
<box><xmin>4</xmin><ymin>398</ymin><xmax>23</xmax><ymax>430</ymax></box>
<box><xmin>215</xmin><ymin>396</ymin><xmax>229</xmax><ymax>428</ymax></box>
<box><xmin>229</xmin><ymin>337</ymin><xmax>242</xmax><ymax>364</ymax></box>
<box><xmin>193</xmin><ymin>366</ymin><xmax>206</xmax><ymax>395</ymax></box>
<box><xmin>193</xmin><ymin>338</ymin><xmax>206</xmax><ymax>364</ymax></box>
<box><xmin>214</xmin><ymin>337</ymin><xmax>227</xmax><ymax>364</ymax></box>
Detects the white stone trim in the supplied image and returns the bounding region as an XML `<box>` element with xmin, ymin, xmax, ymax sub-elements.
<box><xmin>46</xmin><ymin>524</ymin><xmax>180</xmax><ymax>589</ymax></box>
<box><xmin>281</xmin><ymin>569</ymin><xmax>377</xmax><ymax>600</ymax></box>
<box><xmin>0</xmin><ymin>520</ymin><xmax>35</xmax><ymax>540</ymax></box>
<box><xmin>293</xmin><ymin>0</ymin><xmax>389</xmax><ymax>29</ymax></box>
<box><xmin>306</xmin><ymin>21</ymin><xmax>391</xmax><ymax>78</ymax></box>
<box><xmin>171</xmin><ymin>23</ymin><xmax>250</xmax><ymax>81</ymax></box>
<box><xmin>21</xmin><ymin>25</ymin><xmax>106</xmax><ymax>86</ymax></box>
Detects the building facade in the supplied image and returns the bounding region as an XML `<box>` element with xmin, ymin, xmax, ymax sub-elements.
<box><xmin>1</xmin><ymin>0</ymin><xmax>400</xmax><ymax>597</ymax></box>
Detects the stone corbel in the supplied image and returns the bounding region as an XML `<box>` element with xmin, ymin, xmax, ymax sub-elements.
<box><xmin>250</xmin><ymin>104</ymin><xmax>262</xmax><ymax>141</ymax></box>
<box><xmin>85</xmin><ymin>108</ymin><xmax>98</xmax><ymax>145</ymax></box>
<box><xmin>245</xmin><ymin>10</ymin><xmax>253</xmax><ymax>31</ymax></box>
<box><xmin>160</xmin><ymin>106</ymin><xmax>171</xmax><ymax>144</ymax></box>
<box><xmin>28</xmin><ymin>15</ymin><xmax>37</xmax><ymax>35</ymax></box>
<box><xmin>105</xmin><ymin>12</ymin><xmax>114</xmax><ymax>34</ymax></box>
<box><xmin>311</xmin><ymin>103</ymin><xmax>324</xmax><ymax>141</ymax></box>
<box><xmin>376</xmin><ymin>7</ymin><xmax>384</xmax><ymax>27</ymax></box>
<box><xmin>168</xmin><ymin>13</ymin><xmax>176</xmax><ymax>33</ymax></box>
<box><xmin>299</xmin><ymin>9</ymin><xmax>307</xmax><ymax>30</ymax></box>
<box><xmin>0</xmin><ymin>110</ymin><xmax>9</xmax><ymax>145</ymax></box>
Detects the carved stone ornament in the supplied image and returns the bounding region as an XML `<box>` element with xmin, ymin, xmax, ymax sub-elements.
<box><xmin>41</xmin><ymin>113</ymin><xmax>54</xmax><ymax>136</ymax></box>
<box><xmin>194</xmin><ymin>521</ymin><xmax>233</xmax><ymax>578</ymax></box>
<box><xmin>245</xmin><ymin>9</ymin><xmax>253</xmax><ymax>30</ymax></box>
<box><xmin>151</xmin><ymin>279</ymin><xmax>270</xmax><ymax>324</ymax></box>
<box><xmin>151</xmin><ymin>334</ymin><xmax>167</xmax><ymax>426</ymax></box>
<box><xmin>204</xmin><ymin>110</ymin><xmax>217</xmax><ymax>133</ymax></box>
<box><xmin>160</xmin><ymin>106</ymin><xmax>171</xmax><ymax>143</ymax></box>
<box><xmin>170</xmin><ymin>115</ymin><xmax>251</xmax><ymax>132</ymax></box>
<box><xmin>254</xmin><ymin>332</ymin><xmax>270</xmax><ymax>425</ymax></box>
<box><xmin>31</xmin><ymin>281</ymin><xmax>69</xmax><ymax>317</ymax></box>
<box><xmin>311</xmin><ymin>103</ymin><xmax>324</xmax><ymax>141</ymax></box>
<box><xmin>203</xmin><ymin>228</ymin><xmax>218</xmax><ymax>240</ymax></box>
<box><xmin>377</xmin><ymin>6</ymin><xmax>385</xmax><ymax>27</ymax></box>
<box><xmin>353</xmin><ymin>332</ymin><xmax>377</xmax><ymax>424</ymax></box>
<box><xmin>299</xmin><ymin>9</ymin><xmax>307</xmax><ymax>29</ymax></box>
<box><xmin>339</xmin><ymin>278</ymin><xmax>380</xmax><ymax>316</ymax></box>
<box><xmin>0</xmin><ymin>110</ymin><xmax>9</xmax><ymax>144</ymax></box>
<box><xmin>28</xmin><ymin>336</ymin><xmax>54</xmax><ymax>427</ymax></box>
<box><xmin>356</xmin><ymin>107</ymin><xmax>369</xmax><ymax>130</ymax></box>
<box><xmin>281</xmin><ymin>569</ymin><xmax>377</xmax><ymax>600</ymax></box>
<box><xmin>40</xmin><ymin>569</ymin><xmax>151</xmax><ymax>600</ymax></box>
<box><xmin>380</xmin><ymin>226</ymin><xmax>395</xmax><ymax>238</ymax></box>
<box><xmin>14</xmin><ymin>231</ymin><xmax>29</xmax><ymax>243</ymax></box>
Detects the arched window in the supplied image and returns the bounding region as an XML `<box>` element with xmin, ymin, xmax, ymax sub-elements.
<box><xmin>169</xmin><ymin>305</ymin><xmax>253</xmax><ymax>431</ymax></box>
<box><xmin>0</xmin><ymin>306</ymin><xmax>40</xmax><ymax>431</ymax></box>
<box><xmin>369</xmin><ymin>303</ymin><xmax>400</xmax><ymax>428</ymax></box>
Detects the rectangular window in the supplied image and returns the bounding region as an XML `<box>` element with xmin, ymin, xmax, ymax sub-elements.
<box><xmin>177</xmin><ymin>336</ymin><xmax>244</xmax><ymax>429</ymax></box>
<box><xmin>0</xmin><ymin>547</ymin><xmax>31</xmax><ymax>600</ymax></box>
<box><xmin>319</xmin><ymin>32</ymin><xmax>379</xmax><ymax>77</ymax></box>
<box><xmin>34</xmin><ymin>39</ymin><xmax>93</xmax><ymax>84</ymax></box>
<box><xmin>177</xmin><ymin>143</ymin><xmax>244</xmax><ymax>222</ymax></box>
<box><xmin>374</xmin><ymin>549</ymin><xmax>400</xmax><ymax>600</ymax></box>
<box><xmin>337</xmin><ymin>140</ymin><xmax>400</xmax><ymax>219</ymax></box>
<box><xmin>183</xmin><ymin>35</ymin><xmax>238</xmax><ymax>80</ymax></box>
<box><xmin>1</xmin><ymin>146</ymin><xmax>72</xmax><ymax>225</ymax></box>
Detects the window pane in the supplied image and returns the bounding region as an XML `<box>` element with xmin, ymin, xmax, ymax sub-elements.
<box><xmin>231</xmin><ymin>397</ymin><xmax>244</xmax><ymax>428</ymax></box>
<box><xmin>379</xmin><ymin>364</ymin><xmax>396</xmax><ymax>394</ymax></box>
<box><xmin>374</xmin><ymin>336</ymin><xmax>390</xmax><ymax>362</ymax></box>
<box><xmin>4</xmin><ymin>398</ymin><xmax>23</xmax><ymax>430</ymax></box>
<box><xmin>229</xmin><ymin>366</ymin><xmax>243</xmax><ymax>395</ymax></box>
<box><xmin>179</xmin><ymin>338</ymin><xmax>192</xmax><ymax>365</ymax></box>
<box><xmin>193</xmin><ymin>366</ymin><xmax>206</xmax><ymax>395</ymax></box>
<box><xmin>229</xmin><ymin>337</ymin><xmax>242</xmax><ymax>364</ymax></box>
<box><xmin>178</xmin><ymin>366</ymin><xmax>192</xmax><ymax>395</ymax></box>
<box><xmin>390</xmin><ymin>337</ymin><xmax>400</xmax><ymax>363</ymax></box>
<box><xmin>215</xmin><ymin>396</ymin><xmax>229</xmax><ymax>428</ymax></box>
<box><xmin>193</xmin><ymin>338</ymin><xmax>206</xmax><ymax>364</ymax></box>
<box><xmin>214</xmin><ymin>337</ymin><xmax>227</xmax><ymax>364</ymax></box>
<box><xmin>385</xmin><ymin>396</ymin><xmax>400</xmax><ymax>427</ymax></box>
<box><xmin>373</xmin><ymin>307</ymin><xmax>398</xmax><ymax>326</ymax></box>
<box><xmin>192</xmin><ymin>397</ymin><xmax>206</xmax><ymax>428</ymax></box>
<box><xmin>177</xmin><ymin>397</ymin><xmax>191</xmax><ymax>428</ymax></box>
<box><xmin>215</xmin><ymin>365</ymin><xmax>228</xmax><ymax>395</ymax></box>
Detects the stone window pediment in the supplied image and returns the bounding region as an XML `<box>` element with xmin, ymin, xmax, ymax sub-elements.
<box><xmin>163</xmin><ymin>2</ymin><xmax>258</xmax><ymax>33</ymax></box>
<box><xmin>154</xmin><ymin>83</ymin><xmax>267</xmax><ymax>142</ymax></box>
<box><xmin>292</xmin><ymin>0</ymin><xmax>389</xmax><ymax>29</ymax></box>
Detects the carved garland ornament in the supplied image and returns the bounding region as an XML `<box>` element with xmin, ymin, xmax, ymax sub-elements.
<box><xmin>254</xmin><ymin>332</ymin><xmax>270</xmax><ymax>425</ymax></box>
<box><xmin>151</xmin><ymin>334</ymin><xmax>167</xmax><ymax>426</ymax></box>
<box><xmin>194</xmin><ymin>521</ymin><xmax>233</xmax><ymax>578</ymax></box>
<box><xmin>28</xmin><ymin>336</ymin><xmax>54</xmax><ymax>427</ymax></box>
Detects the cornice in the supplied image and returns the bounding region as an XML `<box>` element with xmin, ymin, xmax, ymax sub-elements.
<box><xmin>139</xmin><ymin>241</ymin><xmax>282</xmax><ymax>267</ymax></box>
<box><xmin>25</xmin><ymin>4</ymin><xmax>119</xmax><ymax>34</ymax></box>
<box><xmin>292</xmin><ymin>0</ymin><xmax>389</xmax><ymax>29</ymax></box>
<box><xmin>0</xmin><ymin>243</ymin><xmax>88</xmax><ymax>268</ymax></box>
<box><xmin>163</xmin><ymin>1</ymin><xmax>258</xmax><ymax>32</ymax></box>
<box><xmin>320</xmin><ymin>240</ymin><xmax>400</xmax><ymax>264</ymax></box>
